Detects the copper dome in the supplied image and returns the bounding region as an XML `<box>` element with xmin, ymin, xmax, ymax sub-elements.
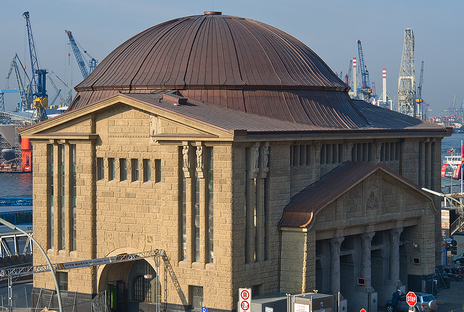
<box><xmin>71</xmin><ymin>13</ymin><xmax>368</xmax><ymax>128</ymax></box>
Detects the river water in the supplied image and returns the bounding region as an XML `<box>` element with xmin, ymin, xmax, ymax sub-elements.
<box><xmin>0</xmin><ymin>173</ymin><xmax>32</xmax><ymax>198</ymax></box>
<box><xmin>0</xmin><ymin>133</ymin><xmax>462</xmax><ymax>199</ymax></box>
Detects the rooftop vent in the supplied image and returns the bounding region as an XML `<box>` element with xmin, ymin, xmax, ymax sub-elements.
<box><xmin>163</xmin><ymin>93</ymin><xmax>188</xmax><ymax>105</ymax></box>
<box><xmin>204</xmin><ymin>11</ymin><xmax>222</xmax><ymax>15</ymax></box>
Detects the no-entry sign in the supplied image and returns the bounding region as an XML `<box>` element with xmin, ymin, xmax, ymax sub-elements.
<box><xmin>406</xmin><ymin>291</ymin><xmax>417</xmax><ymax>307</ymax></box>
<box><xmin>239</xmin><ymin>288</ymin><xmax>251</xmax><ymax>312</ymax></box>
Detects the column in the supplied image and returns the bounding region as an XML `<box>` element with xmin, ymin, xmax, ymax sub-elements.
<box><xmin>362</xmin><ymin>232</ymin><xmax>375</xmax><ymax>292</ymax></box>
<box><xmin>346</xmin><ymin>143</ymin><xmax>354</xmax><ymax>162</ymax></box>
<box><xmin>389</xmin><ymin>228</ymin><xmax>403</xmax><ymax>281</ymax></box>
<box><xmin>330</xmin><ymin>236</ymin><xmax>345</xmax><ymax>295</ymax></box>
<box><xmin>312</xmin><ymin>143</ymin><xmax>322</xmax><ymax>182</ymax></box>
<box><xmin>425</xmin><ymin>141</ymin><xmax>431</xmax><ymax>188</ymax></box>
<box><xmin>419</xmin><ymin>141</ymin><xmax>426</xmax><ymax>186</ymax></box>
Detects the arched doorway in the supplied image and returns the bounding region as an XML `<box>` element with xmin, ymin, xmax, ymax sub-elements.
<box><xmin>98</xmin><ymin>256</ymin><xmax>160</xmax><ymax>312</ymax></box>
<box><xmin>127</xmin><ymin>259</ymin><xmax>159</xmax><ymax>305</ymax></box>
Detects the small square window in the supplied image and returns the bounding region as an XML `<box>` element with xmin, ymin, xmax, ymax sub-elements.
<box><xmin>189</xmin><ymin>286</ymin><xmax>203</xmax><ymax>310</ymax></box>
<box><xmin>57</xmin><ymin>272</ymin><xmax>68</xmax><ymax>291</ymax></box>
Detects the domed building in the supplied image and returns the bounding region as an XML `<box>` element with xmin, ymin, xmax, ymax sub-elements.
<box><xmin>22</xmin><ymin>12</ymin><xmax>450</xmax><ymax>312</ymax></box>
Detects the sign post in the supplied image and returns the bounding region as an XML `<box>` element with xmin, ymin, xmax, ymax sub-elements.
<box><xmin>406</xmin><ymin>291</ymin><xmax>417</xmax><ymax>307</ymax></box>
<box><xmin>239</xmin><ymin>288</ymin><xmax>251</xmax><ymax>312</ymax></box>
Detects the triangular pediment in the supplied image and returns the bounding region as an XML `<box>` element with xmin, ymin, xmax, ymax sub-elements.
<box><xmin>20</xmin><ymin>94</ymin><xmax>236</xmax><ymax>142</ymax></box>
<box><xmin>279</xmin><ymin>162</ymin><xmax>437</xmax><ymax>229</ymax></box>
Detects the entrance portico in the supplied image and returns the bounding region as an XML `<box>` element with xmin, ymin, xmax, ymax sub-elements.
<box><xmin>279</xmin><ymin>162</ymin><xmax>438</xmax><ymax>312</ymax></box>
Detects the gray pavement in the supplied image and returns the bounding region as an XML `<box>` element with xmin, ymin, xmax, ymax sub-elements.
<box><xmin>435</xmin><ymin>281</ymin><xmax>464</xmax><ymax>312</ymax></box>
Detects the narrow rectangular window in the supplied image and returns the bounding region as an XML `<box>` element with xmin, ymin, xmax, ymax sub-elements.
<box><xmin>155</xmin><ymin>159</ymin><xmax>161</xmax><ymax>183</ymax></box>
<box><xmin>194</xmin><ymin>147</ymin><xmax>200</xmax><ymax>262</ymax></box>
<box><xmin>180</xmin><ymin>149</ymin><xmax>187</xmax><ymax>261</ymax></box>
<box><xmin>120</xmin><ymin>159</ymin><xmax>127</xmax><ymax>181</ymax></box>
<box><xmin>48</xmin><ymin>145</ymin><xmax>54</xmax><ymax>249</ymax></box>
<box><xmin>206</xmin><ymin>147</ymin><xmax>214</xmax><ymax>263</ymax></box>
<box><xmin>59</xmin><ymin>145</ymin><xmax>65</xmax><ymax>250</ymax></box>
<box><xmin>108</xmin><ymin>158</ymin><xmax>115</xmax><ymax>181</ymax></box>
<box><xmin>131</xmin><ymin>159</ymin><xmax>139</xmax><ymax>182</ymax></box>
<box><xmin>71</xmin><ymin>145</ymin><xmax>76</xmax><ymax>251</ymax></box>
<box><xmin>143</xmin><ymin>159</ymin><xmax>151</xmax><ymax>182</ymax></box>
<box><xmin>97</xmin><ymin>157</ymin><xmax>104</xmax><ymax>180</ymax></box>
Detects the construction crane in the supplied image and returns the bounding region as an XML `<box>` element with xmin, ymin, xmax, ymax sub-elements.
<box><xmin>357</xmin><ymin>39</ymin><xmax>372</xmax><ymax>101</ymax></box>
<box><xmin>23</xmin><ymin>11</ymin><xmax>48</xmax><ymax>122</ymax></box>
<box><xmin>6</xmin><ymin>54</ymin><xmax>33</xmax><ymax>111</ymax></box>
<box><xmin>0</xmin><ymin>249</ymin><xmax>183</xmax><ymax>312</ymax></box>
<box><xmin>65</xmin><ymin>30</ymin><xmax>98</xmax><ymax>79</ymax></box>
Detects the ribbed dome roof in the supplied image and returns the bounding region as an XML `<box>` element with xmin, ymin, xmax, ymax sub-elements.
<box><xmin>71</xmin><ymin>12</ymin><xmax>368</xmax><ymax>129</ymax></box>
<box><xmin>76</xmin><ymin>12</ymin><xmax>347</xmax><ymax>92</ymax></box>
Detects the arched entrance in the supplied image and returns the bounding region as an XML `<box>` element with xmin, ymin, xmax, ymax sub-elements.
<box><xmin>97</xmin><ymin>250</ymin><xmax>160</xmax><ymax>312</ymax></box>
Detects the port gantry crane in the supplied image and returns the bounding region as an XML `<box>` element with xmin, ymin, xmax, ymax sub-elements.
<box><xmin>416</xmin><ymin>61</ymin><xmax>426</xmax><ymax>119</ymax></box>
<box><xmin>65</xmin><ymin>30</ymin><xmax>98</xmax><ymax>79</ymax></box>
<box><xmin>357</xmin><ymin>39</ymin><xmax>372</xmax><ymax>101</ymax></box>
<box><xmin>398</xmin><ymin>28</ymin><xmax>416</xmax><ymax>117</ymax></box>
<box><xmin>23</xmin><ymin>11</ymin><xmax>48</xmax><ymax>122</ymax></box>
<box><xmin>6</xmin><ymin>54</ymin><xmax>34</xmax><ymax>112</ymax></box>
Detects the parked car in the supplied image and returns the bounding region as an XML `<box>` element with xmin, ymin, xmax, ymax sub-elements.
<box><xmin>453</xmin><ymin>252</ymin><xmax>464</xmax><ymax>265</ymax></box>
<box><xmin>386</xmin><ymin>292</ymin><xmax>437</xmax><ymax>312</ymax></box>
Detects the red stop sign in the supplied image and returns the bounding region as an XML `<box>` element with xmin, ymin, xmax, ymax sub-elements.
<box><xmin>406</xmin><ymin>291</ymin><xmax>417</xmax><ymax>306</ymax></box>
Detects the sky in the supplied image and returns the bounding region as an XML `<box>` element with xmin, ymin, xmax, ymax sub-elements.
<box><xmin>1</xmin><ymin>0</ymin><xmax>463</xmax><ymax>116</ymax></box>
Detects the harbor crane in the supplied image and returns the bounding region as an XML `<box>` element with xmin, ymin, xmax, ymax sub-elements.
<box><xmin>23</xmin><ymin>11</ymin><xmax>48</xmax><ymax>122</ymax></box>
<box><xmin>47</xmin><ymin>75</ymin><xmax>66</xmax><ymax>108</ymax></box>
<box><xmin>65</xmin><ymin>30</ymin><xmax>98</xmax><ymax>79</ymax></box>
<box><xmin>357</xmin><ymin>39</ymin><xmax>372</xmax><ymax>101</ymax></box>
<box><xmin>398</xmin><ymin>28</ymin><xmax>416</xmax><ymax>117</ymax></box>
<box><xmin>6</xmin><ymin>54</ymin><xmax>33</xmax><ymax>111</ymax></box>
<box><xmin>416</xmin><ymin>61</ymin><xmax>426</xmax><ymax>119</ymax></box>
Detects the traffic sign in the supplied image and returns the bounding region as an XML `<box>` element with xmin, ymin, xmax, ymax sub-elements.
<box><xmin>406</xmin><ymin>291</ymin><xmax>417</xmax><ymax>307</ymax></box>
<box><xmin>239</xmin><ymin>288</ymin><xmax>251</xmax><ymax>312</ymax></box>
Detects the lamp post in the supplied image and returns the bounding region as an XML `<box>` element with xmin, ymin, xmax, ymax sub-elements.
<box><xmin>0</xmin><ymin>218</ymin><xmax>63</xmax><ymax>312</ymax></box>
<box><xmin>422</xmin><ymin>187</ymin><xmax>464</xmax><ymax>211</ymax></box>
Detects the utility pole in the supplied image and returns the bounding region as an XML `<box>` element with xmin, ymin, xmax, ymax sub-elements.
<box><xmin>398</xmin><ymin>28</ymin><xmax>416</xmax><ymax>117</ymax></box>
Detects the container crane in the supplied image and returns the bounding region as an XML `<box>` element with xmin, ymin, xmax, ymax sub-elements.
<box><xmin>23</xmin><ymin>11</ymin><xmax>48</xmax><ymax>122</ymax></box>
<box><xmin>6</xmin><ymin>54</ymin><xmax>34</xmax><ymax>111</ymax></box>
<box><xmin>357</xmin><ymin>39</ymin><xmax>372</xmax><ymax>101</ymax></box>
<box><xmin>65</xmin><ymin>30</ymin><xmax>98</xmax><ymax>79</ymax></box>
